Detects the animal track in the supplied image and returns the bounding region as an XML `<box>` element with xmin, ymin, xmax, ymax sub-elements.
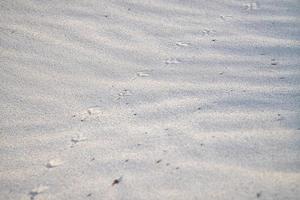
<box><xmin>244</xmin><ymin>2</ymin><xmax>260</xmax><ymax>11</ymax></box>
<box><xmin>118</xmin><ymin>89</ymin><xmax>132</xmax><ymax>97</ymax></box>
<box><xmin>73</xmin><ymin>106</ymin><xmax>102</xmax><ymax>121</ymax></box>
<box><xmin>115</xmin><ymin>89</ymin><xmax>133</xmax><ymax>100</ymax></box>
<box><xmin>136</xmin><ymin>71</ymin><xmax>150</xmax><ymax>77</ymax></box>
<box><xmin>276</xmin><ymin>114</ymin><xmax>284</xmax><ymax>121</ymax></box>
<box><xmin>71</xmin><ymin>134</ymin><xmax>87</xmax><ymax>144</ymax></box>
<box><xmin>175</xmin><ymin>41</ymin><xmax>190</xmax><ymax>47</ymax></box>
<box><xmin>165</xmin><ymin>58</ymin><xmax>182</xmax><ymax>64</ymax></box>
<box><xmin>202</xmin><ymin>29</ymin><xmax>216</xmax><ymax>36</ymax></box>
<box><xmin>131</xmin><ymin>70</ymin><xmax>152</xmax><ymax>80</ymax></box>
<box><xmin>271</xmin><ymin>59</ymin><xmax>278</xmax><ymax>66</ymax></box>
<box><xmin>29</xmin><ymin>185</ymin><xmax>48</xmax><ymax>200</ymax></box>
<box><xmin>220</xmin><ymin>15</ymin><xmax>233</xmax><ymax>21</ymax></box>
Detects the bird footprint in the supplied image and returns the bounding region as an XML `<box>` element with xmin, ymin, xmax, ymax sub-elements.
<box><xmin>72</xmin><ymin>106</ymin><xmax>102</xmax><ymax>121</ymax></box>
<box><xmin>29</xmin><ymin>185</ymin><xmax>48</xmax><ymax>200</ymax></box>
<box><xmin>165</xmin><ymin>58</ymin><xmax>182</xmax><ymax>64</ymax></box>
<box><xmin>244</xmin><ymin>2</ymin><xmax>260</xmax><ymax>10</ymax></box>
<box><xmin>175</xmin><ymin>41</ymin><xmax>190</xmax><ymax>47</ymax></box>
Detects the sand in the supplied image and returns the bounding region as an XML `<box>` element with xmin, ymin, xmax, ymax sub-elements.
<box><xmin>0</xmin><ymin>0</ymin><xmax>300</xmax><ymax>199</ymax></box>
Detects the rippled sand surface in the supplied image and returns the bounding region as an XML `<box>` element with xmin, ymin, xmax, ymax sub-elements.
<box><xmin>0</xmin><ymin>0</ymin><xmax>300</xmax><ymax>199</ymax></box>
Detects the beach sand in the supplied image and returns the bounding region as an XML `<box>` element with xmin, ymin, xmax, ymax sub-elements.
<box><xmin>0</xmin><ymin>0</ymin><xmax>300</xmax><ymax>199</ymax></box>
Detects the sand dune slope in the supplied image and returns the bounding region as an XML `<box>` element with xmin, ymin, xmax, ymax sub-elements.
<box><xmin>0</xmin><ymin>0</ymin><xmax>300</xmax><ymax>199</ymax></box>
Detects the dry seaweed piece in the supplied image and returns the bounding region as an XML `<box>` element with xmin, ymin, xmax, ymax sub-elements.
<box><xmin>87</xmin><ymin>193</ymin><xmax>92</xmax><ymax>197</ymax></box>
<box><xmin>112</xmin><ymin>177</ymin><xmax>122</xmax><ymax>186</ymax></box>
<box><xmin>256</xmin><ymin>192</ymin><xmax>262</xmax><ymax>198</ymax></box>
<box><xmin>156</xmin><ymin>159</ymin><xmax>162</xmax><ymax>164</ymax></box>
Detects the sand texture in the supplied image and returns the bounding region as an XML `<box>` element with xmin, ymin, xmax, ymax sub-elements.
<box><xmin>0</xmin><ymin>0</ymin><xmax>300</xmax><ymax>199</ymax></box>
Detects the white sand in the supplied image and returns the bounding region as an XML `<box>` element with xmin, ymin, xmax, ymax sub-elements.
<box><xmin>0</xmin><ymin>0</ymin><xmax>300</xmax><ymax>199</ymax></box>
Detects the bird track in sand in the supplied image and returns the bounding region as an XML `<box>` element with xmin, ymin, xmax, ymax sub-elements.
<box><xmin>29</xmin><ymin>185</ymin><xmax>48</xmax><ymax>200</ymax></box>
<box><xmin>175</xmin><ymin>41</ymin><xmax>190</xmax><ymax>47</ymax></box>
<box><xmin>165</xmin><ymin>58</ymin><xmax>182</xmax><ymax>64</ymax></box>
<box><xmin>244</xmin><ymin>2</ymin><xmax>260</xmax><ymax>11</ymax></box>
<box><xmin>72</xmin><ymin>106</ymin><xmax>102</xmax><ymax>121</ymax></box>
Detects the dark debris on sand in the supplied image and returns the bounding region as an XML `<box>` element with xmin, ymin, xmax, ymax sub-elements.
<box><xmin>112</xmin><ymin>177</ymin><xmax>122</xmax><ymax>186</ymax></box>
